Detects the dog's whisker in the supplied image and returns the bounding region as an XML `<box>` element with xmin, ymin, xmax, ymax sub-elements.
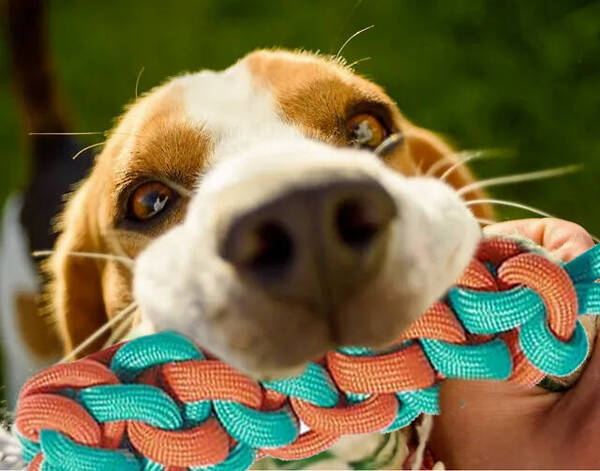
<box><xmin>60</xmin><ymin>302</ymin><xmax>138</xmax><ymax>363</ymax></box>
<box><xmin>30</xmin><ymin>131</ymin><xmax>147</xmax><ymax>142</ymax></box>
<box><xmin>72</xmin><ymin>141</ymin><xmax>106</xmax><ymax>160</ymax></box>
<box><xmin>466</xmin><ymin>198</ymin><xmax>555</xmax><ymax>219</ymax></box>
<box><xmin>476</xmin><ymin>217</ymin><xmax>498</xmax><ymax>226</ymax></box>
<box><xmin>457</xmin><ymin>165</ymin><xmax>581</xmax><ymax>197</ymax></box>
<box><xmin>101</xmin><ymin>308</ymin><xmax>137</xmax><ymax>349</ymax></box>
<box><xmin>329</xmin><ymin>0</ymin><xmax>364</xmax><ymax>54</ymax></box>
<box><xmin>439</xmin><ymin>151</ymin><xmax>484</xmax><ymax>181</ymax></box>
<box><xmin>33</xmin><ymin>250</ymin><xmax>134</xmax><ymax>269</ymax></box>
<box><xmin>134</xmin><ymin>66</ymin><xmax>145</xmax><ymax>100</ymax></box>
<box><xmin>346</xmin><ymin>56</ymin><xmax>371</xmax><ymax>69</ymax></box>
<box><xmin>440</xmin><ymin>149</ymin><xmax>509</xmax><ymax>182</ymax></box>
<box><xmin>425</xmin><ymin>149</ymin><xmax>505</xmax><ymax>178</ymax></box>
<box><xmin>335</xmin><ymin>24</ymin><xmax>374</xmax><ymax>59</ymax></box>
<box><xmin>28</xmin><ymin>131</ymin><xmax>106</xmax><ymax>136</ymax></box>
<box><xmin>424</xmin><ymin>150</ymin><xmax>479</xmax><ymax>177</ymax></box>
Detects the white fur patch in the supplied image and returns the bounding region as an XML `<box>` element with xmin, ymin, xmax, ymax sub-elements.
<box><xmin>179</xmin><ymin>60</ymin><xmax>301</xmax><ymax>161</ymax></box>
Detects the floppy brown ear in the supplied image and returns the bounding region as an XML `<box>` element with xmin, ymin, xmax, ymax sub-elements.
<box><xmin>402</xmin><ymin>124</ymin><xmax>494</xmax><ymax>220</ymax></box>
<box><xmin>45</xmin><ymin>179</ymin><xmax>108</xmax><ymax>357</ymax></box>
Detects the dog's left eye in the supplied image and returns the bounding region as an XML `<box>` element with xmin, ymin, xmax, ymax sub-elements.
<box><xmin>347</xmin><ymin>113</ymin><xmax>387</xmax><ymax>149</ymax></box>
<box><xmin>127</xmin><ymin>181</ymin><xmax>175</xmax><ymax>221</ymax></box>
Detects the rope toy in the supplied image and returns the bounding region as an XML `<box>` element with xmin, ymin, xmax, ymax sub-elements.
<box><xmin>14</xmin><ymin>236</ymin><xmax>600</xmax><ymax>471</ymax></box>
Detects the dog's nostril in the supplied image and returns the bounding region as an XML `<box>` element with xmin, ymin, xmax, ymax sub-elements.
<box><xmin>247</xmin><ymin>222</ymin><xmax>294</xmax><ymax>278</ymax></box>
<box><xmin>335</xmin><ymin>199</ymin><xmax>382</xmax><ymax>250</ymax></box>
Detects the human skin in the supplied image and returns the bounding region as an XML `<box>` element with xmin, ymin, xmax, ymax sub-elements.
<box><xmin>429</xmin><ymin>218</ymin><xmax>599</xmax><ymax>469</ymax></box>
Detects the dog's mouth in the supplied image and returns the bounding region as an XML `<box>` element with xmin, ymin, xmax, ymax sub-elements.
<box><xmin>133</xmin><ymin>222</ymin><xmax>477</xmax><ymax>382</ymax></box>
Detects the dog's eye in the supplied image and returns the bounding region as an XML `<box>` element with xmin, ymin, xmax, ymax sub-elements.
<box><xmin>128</xmin><ymin>181</ymin><xmax>174</xmax><ymax>221</ymax></box>
<box><xmin>347</xmin><ymin>114</ymin><xmax>387</xmax><ymax>148</ymax></box>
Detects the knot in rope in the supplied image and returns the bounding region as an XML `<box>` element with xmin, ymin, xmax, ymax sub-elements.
<box><xmin>15</xmin><ymin>237</ymin><xmax>600</xmax><ymax>471</ymax></box>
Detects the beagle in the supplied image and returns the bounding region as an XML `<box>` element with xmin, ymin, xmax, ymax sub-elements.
<box><xmin>41</xmin><ymin>50</ymin><xmax>490</xmax><ymax>381</ymax></box>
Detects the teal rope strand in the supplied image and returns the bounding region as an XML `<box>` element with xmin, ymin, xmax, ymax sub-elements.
<box><xmin>420</xmin><ymin>338</ymin><xmax>512</xmax><ymax>380</ymax></box>
<box><xmin>79</xmin><ymin>384</ymin><xmax>183</xmax><ymax>429</ymax></box>
<box><xmin>519</xmin><ymin>316</ymin><xmax>588</xmax><ymax>376</ymax></box>
<box><xmin>397</xmin><ymin>385</ymin><xmax>440</xmax><ymax>415</ymax></box>
<box><xmin>213</xmin><ymin>401</ymin><xmax>299</xmax><ymax>449</ymax></box>
<box><xmin>110</xmin><ymin>331</ymin><xmax>203</xmax><ymax>382</ymax></box>
<box><xmin>575</xmin><ymin>283</ymin><xmax>600</xmax><ymax>313</ymax></box>
<box><xmin>564</xmin><ymin>244</ymin><xmax>600</xmax><ymax>283</ymax></box>
<box><xmin>263</xmin><ymin>362</ymin><xmax>339</xmax><ymax>408</ymax></box>
<box><xmin>449</xmin><ymin>286</ymin><xmax>544</xmax><ymax>333</ymax></box>
<box><xmin>39</xmin><ymin>430</ymin><xmax>140</xmax><ymax>471</ymax></box>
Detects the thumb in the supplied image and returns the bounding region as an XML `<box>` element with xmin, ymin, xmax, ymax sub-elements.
<box><xmin>483</xmin><ymin>218</ymin><xmax>594</xmax><ymax>262</ymax></box>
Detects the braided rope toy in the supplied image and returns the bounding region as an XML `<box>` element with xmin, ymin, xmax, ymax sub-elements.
<box><xmin>14</xmin><ymin>236</ymin><xmax>600</xmax><ymax>471</ymax></box>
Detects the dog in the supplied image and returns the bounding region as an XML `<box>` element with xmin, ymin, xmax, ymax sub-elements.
<box><xmin>42</xmin><ymin>49</ymin><xmax>490</xmax><ymax>379</ymax></box>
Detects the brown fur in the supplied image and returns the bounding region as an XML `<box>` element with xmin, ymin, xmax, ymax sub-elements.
<box><xmin>15</xmin><ymin>291</ymin><xmax>61</xmax><ymax>357</ymax></box>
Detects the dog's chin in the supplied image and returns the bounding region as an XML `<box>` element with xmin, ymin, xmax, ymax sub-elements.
<box><xmin>205</xmin><ymin>302</ymin><xmax>427</xmax><ymax>382</ymax></box>
<box><xmin>138</xmin><ymin>287</ymin><xmax>433</xmax><ymax>382</ymax></box>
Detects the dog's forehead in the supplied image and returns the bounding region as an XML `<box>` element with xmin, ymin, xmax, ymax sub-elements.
<box><xmin>171</xmin><ymin>50</ymin><xmax>396</xmax><ymax>151</ymax></box>
<box><xmin>243</xmin><ymin>49</ymin><xmax>392</xmax><ymax>110</ymax></box>
<box><xmin>101</xmin><ymin>50</ymin><xmax>398</xmax><ymax>180</ymax></box>
<box><xmin>175</xmin><ymin>57</ymin><xmax>284</xmax><ymax>146</ymax></box>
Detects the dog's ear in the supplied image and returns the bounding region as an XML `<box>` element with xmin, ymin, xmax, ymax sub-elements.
<box><xmin>401</xmin><ymin>124</ymin><xmax>494</xmax><ymax>219</ymax></box>
<box><xmin>44</xmin><ymin>179</ymin><xmax>108</xmax><ymax>357</ymax></box>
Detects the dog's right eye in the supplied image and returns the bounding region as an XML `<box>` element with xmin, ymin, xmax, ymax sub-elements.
<box><xmin>347</xmin><ymin>113</ymin><xmax>387</xmax><ymax>149</ymax></box>
<box><xmin>127</xmin><ymin>181</ymin><xmax>175</xmax><ymax>221</ymax></box>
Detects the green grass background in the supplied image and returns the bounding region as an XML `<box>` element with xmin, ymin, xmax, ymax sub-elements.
<box><xmin>0</xmin><ymin>1</ymin><xmax>599</xmax><ymax>393</ymax></box>
<box><xmin>2</xmin><ymin>0</ymin><xmax>599</xmax><ymax>229</ymax></box>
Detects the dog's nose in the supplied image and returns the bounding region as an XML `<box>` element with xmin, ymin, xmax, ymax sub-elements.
<box><xmin>219</xmin><ymin>176</ymin><xmax>396</xmax><ymax>313</ymax></box>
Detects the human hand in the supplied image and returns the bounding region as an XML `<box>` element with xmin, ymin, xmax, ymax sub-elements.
<box><xmin>429</xmin><ymin>218</ymin><xmax>598</xmax><ymax>469</ymax></box>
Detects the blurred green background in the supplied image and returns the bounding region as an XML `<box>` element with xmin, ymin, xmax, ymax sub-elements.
<box><xmin>1</xmin><ymin>0</ymin><xmax>599</xmax><ymax>230</ymax></box>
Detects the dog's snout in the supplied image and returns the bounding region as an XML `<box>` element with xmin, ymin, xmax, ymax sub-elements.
<box><xmin>219</xmin><ymin>176</ymin><xmax>396</xmax><ymax>313</ymax></box>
